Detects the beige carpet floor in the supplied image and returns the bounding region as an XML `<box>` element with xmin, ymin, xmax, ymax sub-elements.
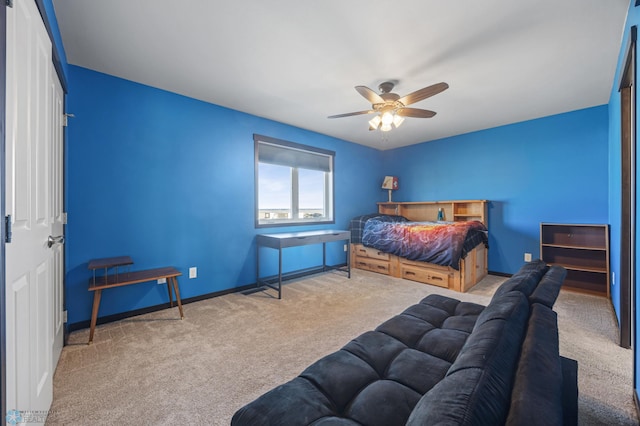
<box><xmin>46</xmin><ymin>270</ymin><xmax>638</xmax><ymax>425</ymax></box>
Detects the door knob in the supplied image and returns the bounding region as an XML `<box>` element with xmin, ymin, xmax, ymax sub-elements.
<box><xmin>47</xmin><ymin>235</ymin><xmax>65</xmax><ymax>248</ymax></box>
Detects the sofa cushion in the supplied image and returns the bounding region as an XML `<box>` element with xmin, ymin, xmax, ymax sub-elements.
<box><xmin>380</xmin><ymin>295</ymin><xmax>485</xmax><ymax>364</ymax></box>
<box><xmin>405</xmin><ymin>367</ymin><xmax>488</xmax><ymax>425</ymax></box>
<box><xmin>341</xmin><ymin>331</ymin><xmax>407</xmax><ymax>376</ymax></box>
<box><xmin>529</xmin><ymin>265</ymin><xmax>567</xmax><ymax>308</ymax></box>
<box><xmin>344</xmin><ymin>380</ymin><xmax>421</xmax><ymax>425</ymax></box>
<box><xmin>230</xmin><ymin>376</ymin><xmax>338</xmax><ymax>425</ymax></box>
<box><xmin>451</xmin><ymin>291</ymin><xmax>529</xmax><ymax>375</ymax></box>
<box><xmin>300</xmin><ymin>350</ymin><xmax>380</xmax><ymax>413</ymax></box>
<box><xmin>232</xmin><ymin>294</ymin><xmax>485</xmax><ymax>426</ymax></box>
<box><xmin>415</xmin><ymin>328</ymin><xmax>471</xmax><ymax>364</ymax></box>
<box><xmin>506</xmin><ymin>303</ymin><xmax>563</xmax><ymax>426</ymax></box>
<box><xmin>491</xmin><ymin>259</ymin><xmax>549</xmax><ymax>301</ymax></box>
<box><xmin>406</xmin><ymin>291</ymin><xmax>529</xmax><ymax>425</ymax></box>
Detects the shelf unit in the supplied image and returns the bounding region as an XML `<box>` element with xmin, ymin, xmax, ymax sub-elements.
<box><xmin>377</xmin><ymin>200</ymin><xmax>487</xmax><ymax>224</ymax></box>
<box><xmin>540</xmin><ymin>223</ymin><xmax>609</xmax><ymax>297</ymax></box>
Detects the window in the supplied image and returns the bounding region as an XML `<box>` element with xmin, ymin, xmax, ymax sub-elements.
<box><xmin>255</xmin><ymin>134</ymin><xmax>334</xmax><ymax>227</ymax></box>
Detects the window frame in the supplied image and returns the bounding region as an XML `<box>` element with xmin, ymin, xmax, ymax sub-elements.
<box><xmin>254</xmin><ymin>134</ymin><xmax>335</xmax><ymax>228</ymax></box>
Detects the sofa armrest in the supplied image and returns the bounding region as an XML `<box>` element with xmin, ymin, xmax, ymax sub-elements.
<box><xmin>561</xmin><ymin>356</ymin><xmax>578</xmax><ymax>426</ymax></box>
<box><xmin>506</xmin><ymin>303</ymin><xmax>563</xmax><ymax>426</ymax></box>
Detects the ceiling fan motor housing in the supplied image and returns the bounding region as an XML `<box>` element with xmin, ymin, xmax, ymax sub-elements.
<box><xmin>378</xmin><ymin>81</ymin><xmax>396</xmax><ymax>94</ymax></box>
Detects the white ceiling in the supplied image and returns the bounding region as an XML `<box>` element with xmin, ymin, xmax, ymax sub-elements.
<box><xmin>53</xmin><ymin>0</ymin><xmax>629</xmax><ymax>150</ymax></box>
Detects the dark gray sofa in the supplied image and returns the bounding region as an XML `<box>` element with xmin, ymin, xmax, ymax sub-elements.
<box><xmin>232</xmin><ymin>260</ymin><xmax>576</xmax><ymax>426</ymax></box>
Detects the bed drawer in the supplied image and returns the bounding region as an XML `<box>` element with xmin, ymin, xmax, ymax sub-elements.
<box><xmin>401</xmin><ymin>265</ymin><xmax>449</xmax><ymax>288</ymax></box>
<box><xmin>354</xmin><ymin>245</ymin><xmax>390</xmax><ymax>261</ymax></box>
<box><xmin>354</xmin><ymin>257</ymin><xmax>390</xmax><ymax>275</ymax></box>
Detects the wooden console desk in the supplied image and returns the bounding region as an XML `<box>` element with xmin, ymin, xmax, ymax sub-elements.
<box><xmin>87</xmin><ymin>265</ymin><xmax>184</xmax><ymax>344</ymax></box>
<box><xmin>256</xmin><ymin>230</ymin><xmax>351</xmax><ymax>299</ymax></box>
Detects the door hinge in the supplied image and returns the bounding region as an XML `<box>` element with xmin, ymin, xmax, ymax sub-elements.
<box><xmin>63</xmin><ymin>113</ymin><xmax>74</xmax><ymax>127</ymax></box>
<box><xmin>5</xmin><ymin>215</ymin><xmax>12</xmax><ymax>243</ymax></box>
<box><xmin>62</xmin><ymin>212</ymin><xmax>68</xmax><ymax>224</ymax></box>
<box><xmin>6</xmin><ymin>0</ymin><xmax>13</xmax><ymax>8</ymax></box>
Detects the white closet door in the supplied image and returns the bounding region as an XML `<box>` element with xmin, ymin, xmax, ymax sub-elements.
<box><xmin>5</xmin><ymin>0</ymin><xmax>64</xmax><ymax>417</ymax></box>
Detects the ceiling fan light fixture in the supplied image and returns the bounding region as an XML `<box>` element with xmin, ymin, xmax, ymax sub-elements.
<box><xmin>368</xmin><ymin>115</ymin><xmax>381</xmax><ymax>129</ymax></box>
<box><xmin>380</xmin><ymin>123</ymin><xmax>393</xmax><ymax>132</ymax></box>
<box><xmin>381</xmin><ymin>110</ymin><xmax>394</xmax><ymax>125</ymax></box>
<box><xmin>393</xmin><ymin>114</ymin><xmax>405</xmax><ymax>128</ymax></box>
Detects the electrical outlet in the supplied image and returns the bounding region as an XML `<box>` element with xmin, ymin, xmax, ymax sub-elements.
<box><xmin>524</xmin><ymin>253</ymin><xmax>532</xmax><ymax>262</ymax></box>
<box><xmin>344</xmin><ymin>244</ymin><xmax>348</xmax><ymax>252</ymax></box>
<box><xmin>189</xmin><ymin>267</ymin><xmax>197</xmax><ymax>279</ymax></box>
<box><xmin>612</xmin><ymin>272</ymin><xmax>615</xmax><ymax>286</ymax></box>
<box><xmin>157</xmin><ymin>278</ymin><xmax>166</xmax><ymax>284</ymax></box>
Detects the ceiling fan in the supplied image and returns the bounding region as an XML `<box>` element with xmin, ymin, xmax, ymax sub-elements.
<box><xmin>328</xmin><ymin>81</ymin><xmax>449</xmax><ymax>131</ymax></box>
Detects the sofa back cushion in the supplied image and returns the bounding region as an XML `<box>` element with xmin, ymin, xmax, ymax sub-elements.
<box><xmin>506</xmin><ymin>303</ymin><xmax>563</xmax><ymax>426</ymax></box>
<box><xmin>406</xmin><ymin>291</ymin><xmax>529</xmax><ymax>425</ymax></box>
<box><xmin>491</xmin><ymin>259</ymin><xmax>549</xmax><ymax>302</ymax></box>
<box><xmin>529</xmin><ymin>265</ymin><xmax>567</xmax><ymax>308</ymax></box>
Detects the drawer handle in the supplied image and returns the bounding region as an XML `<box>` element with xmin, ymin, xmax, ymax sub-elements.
<box><xmin>376</xmin><ymin>252</ymin><xmax>384</xmax><ymax>256</ymax></box>
<box><xmin>377</xmin><ymin>265</ymin><xmax>385</xmax><ymax>270</ymax></box>
<box><xmin>358</xmin><ymin>249</ymin><xmax>366</xmax><ymax>254</ymax></box>
<box><xmin>406</xmin><ymin>271</ymin><xmax>416</xmax><ymax>276</ymax></box>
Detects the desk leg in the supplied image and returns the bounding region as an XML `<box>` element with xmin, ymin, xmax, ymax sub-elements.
<box><xmin>346</xmin><ymin>240</ymin><xmax>351</xmax><ymax>278</ymax></box>
<box><xmin>323</xmin><ymin>242</ymin><xmax>326</xmax><ymax>272</ymax></box>
<box><xmin>88</xmin><ymin>289</ymin><xmax>102</xmax><ymax>345</ymax></box>
<box><xmin>171</xmin><ymin>276</ymin><xmax>185</xmax><ymax>319</ymax></box>
<box><xmin>256</xmin><ymin>242</ymin><xmax>261</xmax><ymax>289</ymax></box>
<box><xmin>167</xmin><ymin>281</ymin><xmax>174</xmax><ymax>307</ymax></box>
<box><xmin>278</xmin><ymin>247</ymin><xmax>282</xmax><ymax>299</ymax></box>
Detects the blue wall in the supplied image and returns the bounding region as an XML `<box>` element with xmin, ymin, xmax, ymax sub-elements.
<box><xmin>65</xmin><ymin>66</ymin><xmax>610</xmax><ymax>324</ymax></box>
<box><xmin>65</xmin><ymin>65</ymin><xmax>383</xmax><ymax>325</ymax></box>
<box><xmin>382</xmin><ymin>106</ymin><xmax>609</xmax><ymax>274</ymax></box>
<box><xmin>608</xmin><ymin>0</ymin><xmax>640</xmax><ymax>397</ymax></box>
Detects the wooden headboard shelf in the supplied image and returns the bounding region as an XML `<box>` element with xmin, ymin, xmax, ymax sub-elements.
<box><xmin>377</xmin><ymin>200</ymin><xmax>487</xmax><ymax>226</ymax></box>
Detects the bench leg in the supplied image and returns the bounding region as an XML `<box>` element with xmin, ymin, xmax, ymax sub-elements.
<box><xmin>167</xmin><ymin>281</ymin><xmax>174</xmax><ymax>307</ymax></box>
<box><xmin>88</xmin><ymin>289</ymin><xmax>102</xmax><ymax>344</ymax></box>
<box><xmin>170</xmin><ymin>277</ymin><xmax>184</xmax><ymax>319</ymax></box>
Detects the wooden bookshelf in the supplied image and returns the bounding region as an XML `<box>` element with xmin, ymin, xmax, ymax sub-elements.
<box><xmin>540</xmin><ymin>223</ymin><xmax>609</xmax><ymax>297</ymax></box>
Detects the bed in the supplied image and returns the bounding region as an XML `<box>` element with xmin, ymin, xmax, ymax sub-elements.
<box><xmin>349</xmin><ymin>200</ymin><xmax>488</xmax><ymax>292</ymax></box>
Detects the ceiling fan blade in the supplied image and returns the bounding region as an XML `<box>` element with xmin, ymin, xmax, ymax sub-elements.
<box><xmin>397</xmin><ymin>82</ymin><xmax>449</xmax><ymax>106</ymax></box>
<box><xmin>327</xmin><ymin>110</ymin><xmax>375</xmax><ymax>119</ymax></box>
<box><xmin>396</xmin><ymin>108</ymin><xmax>437</xmax><ymax>118</ymax></box>
<box><xmin>355</xmin><ymin>86</ymin><xmax>385</xmax><ymax>104</ymax></box>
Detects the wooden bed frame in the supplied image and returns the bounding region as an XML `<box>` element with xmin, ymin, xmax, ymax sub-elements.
<box><xmin>351</xmin><ymin>200</ymin><xmax>488</xmax><ymax>292</ymax></box>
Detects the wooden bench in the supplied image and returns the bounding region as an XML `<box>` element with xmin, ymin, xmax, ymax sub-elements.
<box><xmin>87</xmin><ymin>266</ymin><xmax>184</xmax><ymax>344</ymax></box>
